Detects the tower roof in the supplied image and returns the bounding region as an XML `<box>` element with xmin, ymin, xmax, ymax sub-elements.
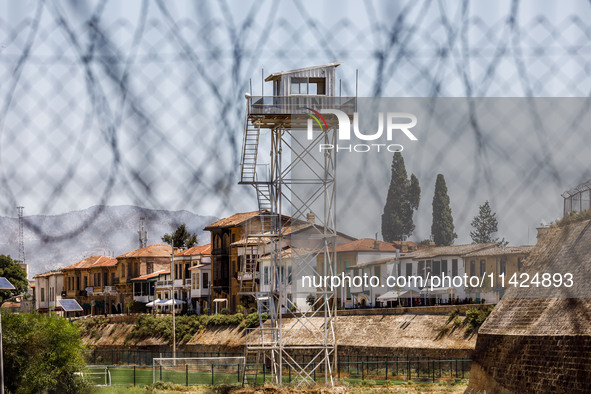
<box><xmin>264</xmin><ymin>62</ymin><xmax>342</xmax><ymax>82</ymax></box>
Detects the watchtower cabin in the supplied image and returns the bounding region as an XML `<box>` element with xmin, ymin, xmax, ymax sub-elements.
<box><xmin>243</xmin><ymin>63</ymin><xmax>354</xmax><ymax>136</ymax></box>
<box><xmin>267</xmin><ymin>62</ymin><xmax>339</xmax><ymax>97</ymax></box>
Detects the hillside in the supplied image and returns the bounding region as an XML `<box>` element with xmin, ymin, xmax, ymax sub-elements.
<box><xmin>0</xmin><ymin>205</ymin><xmax>217</xmax><ymax>277</ymax></box>
<box><xmin>78</xmin><ymin>308</ymin><xmax>479</xmax><ymax>359</ymax></box>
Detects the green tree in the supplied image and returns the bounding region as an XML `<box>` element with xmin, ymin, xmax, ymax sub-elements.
<box><xmin>431</xmin><ymin>174</ymin><xmax>457</xmax><ymax>246</ymax></box>
<box><xmin>409</xmin><ymin>173</ymin><xmax>421</xmax><ymax>210</ymax></box>
<box><xmin>381</xmin><ymin>152</ymin><xmax>420</xmax><ymax>242</ymax></box>
<box><xmin>0</xmin><ymin>255</ymin><xmax>28</xmax><ymax>302</ymax></box>
<box><xmin>3</xmin><ymin>312</ymin><xmax>88</xmax><ymax>393</ymax></box>
<box><xmin>470</xmin><ymin>201</ymin><xmax>499</xmax><ymax>243</ymax></box>
<box><xmin>161</xmin><ymin>224</ymin><xmax>198</xmax><ymax>248</ymax></box>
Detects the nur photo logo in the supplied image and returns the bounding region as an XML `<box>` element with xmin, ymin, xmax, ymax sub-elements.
<box><xmin>305</xmin><ymin>107</ymin><xmax>418</xmax><ymax>153</ymax></box>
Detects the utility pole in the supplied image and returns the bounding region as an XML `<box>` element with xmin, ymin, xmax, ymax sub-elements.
<box><xmin>138</xmin><ymin>217</ymin><xmax>147</xmax><ymax>248</ymax></box>
<box><xmin>0</xmin><ymin>277</ymin><xmax>16</xmax><ymax>394</ymax></box>
<box><xmin>171</xmin><ymin>243</ymin><xmax>176</xmax><ymax>362</ymax></box>
<box><xmin>17</xmin><ymin>206</ymin><xmax>25</xmax><ymax>265</ymax></box>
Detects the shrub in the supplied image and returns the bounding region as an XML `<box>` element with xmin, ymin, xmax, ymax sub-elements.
<box><xmin>306</xmin><ymin>294</ymin><xmax>316</xmax><ymax>309</ymax></box>
<box><xmin>240</xmin><ymin>312</ymin><xmax>269</xmax><ymax>329</ymax></box>
<box><xmin>448</xmin><ymin>307</ymin><xmax>460</xmax><ymax>320</ymax></box>
<box><xmin>241</xmin><ymin>312</ymin><xmax>259</xmax><ymax>329</ymax></box>
<box><xmin>463</xmin><ymin>306</ymin><xmax>494</xmax><ymax>335</ymax></box>
<box><xmin>220</xmin><ymin>307</ymin><xmax>230</xmax><ymax>315</ymax></box>
<box><xmin>3</xmin><ymin>312</ymin><xmax>89</xmax><ymax>394</ymax></box>
<box><xmin>127</xmin><ymin>313</ymin><xmax>246</xmax><ymax>345</ymax></box>
<box><xmin>553</xmin><ymin>208</ymin><xmax>591</xmax><ymax>227</ymax></box>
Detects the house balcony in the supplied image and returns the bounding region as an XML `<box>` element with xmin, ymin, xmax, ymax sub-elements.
<box><xmin>103</xmin><ymin>286</ymin><xmax>116</xmax><ymax>294</ymax></box>
<box><xmin>190</xmin><ymin>287</ymin><xmax>210</xmax><ymax>298</ymax></box>
<box><xmin>156</xmin><ymin>280</ymin><xmax>173</xmax><ymax>287</ymax></box>
<box><xmin>237</xmin><ymin>271</ymin><xmax>260</xmax><ymax>282</ymax></box>
<box><xmin>133</xmin><ymin>295</ymin><xmax>153</xmax><ymax>303</ymax></box>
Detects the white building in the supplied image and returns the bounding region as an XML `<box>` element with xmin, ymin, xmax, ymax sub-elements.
<box><xmin>183</xmin><ymin>244</ymin><xmax>212</xmax><ymax>314</ymax></box>
<box><xmin>33</xmin><ymin>271</ymin><xmax>65</xmax><ymax>313</ymax></box>
<box><xmin>392</xmin><ymin>243</ymin><xmax>497</xmax><ymax>304</ymax></box>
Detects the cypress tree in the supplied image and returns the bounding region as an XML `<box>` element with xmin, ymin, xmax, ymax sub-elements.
<box><xmin>381</xmin><ymin>152</ymin><xmax>419</xmax><ymax>242</ymax></box>
<box><xmin>409</xmin><ymin>174</ymin><xmax>421</xmax><ymax>210</ymax></box>
<box><xmin>431</xmin><ymin>174</ymin><xmax>457</xmax><ymax>246</ymax></box>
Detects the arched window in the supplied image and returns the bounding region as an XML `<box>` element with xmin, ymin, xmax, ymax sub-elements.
<box><xmin>214</xmin><ymin>235</ymin><xmax>221</xmax><ymax>249</ymax></box>
<box><xmin>222</xmin><ymin>233</ymin><xmax>229</xmax><ymax>248</ymax></box>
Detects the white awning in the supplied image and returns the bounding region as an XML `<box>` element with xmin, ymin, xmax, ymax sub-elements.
<box><xmin>145</xmin><ymin>299</ymin><xmax>158</xmax><ymax>307</ymax></box>
<box><xmin>377</xmin><ymin>291</ymin><xmax>399</xmax><ymax>302</ymax></box>
<box><xmin>161</xmin><ymin>299</ymin><xmax>186</xmax><ymax>306</ymax></box>
<box><xmin>398</xmin><ymin>288</ymin><xmax>422</xmax><ymax>298</ymax></box>
<box><xmin>213</xmin><ymin>298</ymin><xmax>227</xmax><ymax>303</ymax></box>
<box><xmin>422</xmin><ymin>286</ymin><xmax>458</xmax><ymax>295</ymax></box>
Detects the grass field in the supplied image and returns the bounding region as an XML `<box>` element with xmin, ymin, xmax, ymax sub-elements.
<box><xmin>86</xmin><ymin>365</ymin><xmax>243</xmax><ymax>387</ymax></box>
<box><xmin>85</xmin><ymin>365</ymin><xmax>467</xmax><ymax>390</ymax></box>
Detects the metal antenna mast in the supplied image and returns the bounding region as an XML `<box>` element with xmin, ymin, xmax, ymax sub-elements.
<box><xmin>16</xmin><ymin>206</ymin><xmax>25</xmax><ymax>264</ymax></box>
<box><xmin>138</xmin><ymin>217</ymin><xmax>148</xmax><ymax>248</ymax></box>
<box><xmin>239</xmin><ymin>63</ymin><xmax>352</xmax><ymax>387</ymax></box>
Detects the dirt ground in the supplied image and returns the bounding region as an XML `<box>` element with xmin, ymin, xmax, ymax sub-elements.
<box><xmin>96</xmin><ymin>381</ymin><xmax>468</xmax><ymax>394</ymax></box>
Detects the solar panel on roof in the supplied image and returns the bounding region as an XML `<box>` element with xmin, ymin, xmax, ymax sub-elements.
<box><xmin>58</xmin><ymin>298</ymin><xmax>83</xmax><ymax>312</ymax></box>
<box><xmin>0</xmin><ymin>277</ymin><xmax>15</xmax><ymax>290</ymax></box>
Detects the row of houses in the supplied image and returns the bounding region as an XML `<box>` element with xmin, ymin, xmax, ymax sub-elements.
<box><xmin>33</xmin><ymin>210</ymin><xmax>533</xmax><ymax>316</ymax></box>
<box><xmin>34</xmin><ymin>244</ymin><xmax>212</xmax><ymax>315</ymax></box>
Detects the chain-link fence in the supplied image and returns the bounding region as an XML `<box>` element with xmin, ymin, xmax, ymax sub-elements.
<box><xmin>1</xmin><ymin>0</ymin><xmax>591</xmax><ymax>274</ymax></box>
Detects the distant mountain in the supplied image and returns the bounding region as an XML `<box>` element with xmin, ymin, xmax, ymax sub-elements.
<box><xmin>0</xmin><ymin>205</ymin><xmax>217</xmax><ymax>278</ymax></box>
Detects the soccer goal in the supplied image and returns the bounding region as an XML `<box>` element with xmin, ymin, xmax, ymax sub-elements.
<box><xmin>152</xmin><ymin>357</ymin><xmax>246</xmax><ymax>386</ymax></box>
<box><xmin>83</xmin><ymin>365</ymin><xmax>111</xmax><ymax>386</ymax></box>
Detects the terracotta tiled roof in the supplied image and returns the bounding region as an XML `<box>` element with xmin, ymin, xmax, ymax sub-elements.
<box><xmin>259</xmin><ymin>247</ymin><xmax>313</xmax><ymax>260</ymax></box>
<box><xmin>203</xmin><ymin>211</ymin><xmax>262</xmax><ymax>230</ymax></box>
<box><xmin>33</xmin><ymin>271</ymin><xmax>63</xmax><ymax>278</ymax></box>
<box><xmin>188</xmin><ymin>263</ymin><xmax>210</xmax><ymax>270</ymax></box>
<box><xmin>332</xmin><ymin>238</ymin><xmax>408</xmax><ymax>253</ymax></box>
<box><xmin>285</xmin><ymin>222</ymin><xmax>357</xmax><ymax>240</ymax></box>
<box><xmin>463</xmin><ymin>245</ymin><xmax>534</xmax><ymax>258</ymax></box>
<box><xmin>130</xmin><ymin>269</ymin><xmax>169</xmax><ymax>281</ymax></box>
<box><xmin>402</xmin><ymin>243</ymin><xmax>497</xmax><ymax>259</ymax></box>
<box><xmin>62</xmin><ymin>255</ymin><xmax>117</xmax><ymax>270</ymax></box>
<box><xmin>356</xmin><ymin>257</ymin><xmax>397</xmax><ymax>268</ymax></box>
<box><xmin>117</xmin><ymin>244</ymin><xmax>174</xmax><ymax>258</ymax></box>
<box><xmin>177</xmin><ymin>244</ymin><xmax>211</xmax><ymax>256</ymax></box>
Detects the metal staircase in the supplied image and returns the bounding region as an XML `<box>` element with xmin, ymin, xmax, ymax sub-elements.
<box><xmin>240</xmin><ymin>116</ymin><xmax>261</xmax><ymax>184</ymax></box>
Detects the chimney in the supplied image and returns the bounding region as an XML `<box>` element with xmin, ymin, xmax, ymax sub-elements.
<box><xmin>374</xmin><ymin>233</ymin><xmax>379</xmax><ymax>249</ymax></box>
<box><xmin>400</xmin><ymin>241</ymin><xmax>409</xmax><ymax>253</ymax></box>
<box><xmin>306</xmin><ymin>212</ymin><xmax>315</xmax><ymax>224</ymax></box>
<box><xmin>536</xmin><ymin>226</ymin><xmax>551</xmax><ymax>242</ymax></box>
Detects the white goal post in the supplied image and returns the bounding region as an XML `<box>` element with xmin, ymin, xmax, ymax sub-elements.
<box><xmin>152</xmin><ymin>356</ymin><xmax>246</xmax><ymax>384</ymax></box>
<box><xmin>82</xmin><ymin>365</ymin><xmax>111</xmax><ymax>386</ymax></box>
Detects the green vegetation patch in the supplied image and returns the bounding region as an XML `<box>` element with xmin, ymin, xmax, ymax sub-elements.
<box><xmin>553</xmin><ymin>209</ymin><xmax>591</xmax><ymax>227</ymax></box>
<box><xmin>3</xmin><ymin>311</ymin><xmax>89</xmax><ymax>394</ymax></box>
